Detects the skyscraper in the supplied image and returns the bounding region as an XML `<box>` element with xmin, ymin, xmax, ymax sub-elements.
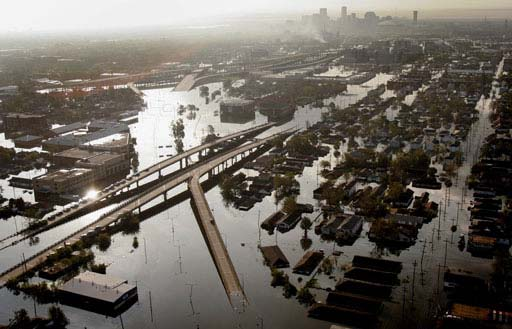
<box><xmin>342</xmin><ymin>6</ymin><xmax>347</xmax><ymax>20</ymax></box>
<box><xmin>320</xmin><ymin>8</ymin><xmax>328</xmax><ymax>17</ymax></box>
<box><xmin>413</xmin><ymin>10</ymin><xmax>418</xmax><ymax>24</ymax></box>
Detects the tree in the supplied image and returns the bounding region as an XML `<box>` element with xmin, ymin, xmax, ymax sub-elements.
<box><xmin>387</xmin><ymin>182</ymin><xmax>405</xmax><ymax>202</ymax></box>
<box><xmin>282</xmin><ymin>196</ymin><xmax>298</xmax><ymax>214</ymax></box>
<box><xmin>171</xmin><ymin>119</ymin><xmax>185</xmax><ymax>153</ymax></box>
<box><xmin>96</xmin><ymin>233</ymin><xmax>111</xmax><ymax>252</ymax></box>
<box><xmin>90</xmin><ymin>263</ymin><xmax>107</xmax><ymax>274</ymax></box>
<box><xmin>10</xmin><ymin>309</ymin><xmax>31</xmax><ymax>328</ymax></box>
<box><xmin>320</xmin><ymin>160</ymin><xmax>331</xmax><ymax>171</ymax></box>
<box><xmin>320</xmin><ymin>257</ymin><xmax>334</xmax><ymax>275</ymax></box>
<box><xmin>300</xmin><ymin>238</ymin><xmax>312</xmax><ymax>250</ymax></box>
<box><xmin>175</xmin><ymin>138</ymin><xmax>184</xmax><ymax>154</ymax></box>
<box><xmin>120</xmin><ymin>213</ymin><xmax>140</xmax><ymax>234</ymax></box>
<box><xmin>48</xmin><ymin>306</ymin><xmax>69</xmax><ymax>327</ymax></box>
<box><xmin>300</xmin><ymin>217</ymin><xmax>312</xmax><ymax>239</ymax></box>
<box><xmin>285</xmin><ymin>134</ymin><xmax>317</xmax><ymax>156</ymax></box>
<box><xmin>297</xmin><ymin>286</ymin><xmax>315</xmax><ymax>305</ymax></box>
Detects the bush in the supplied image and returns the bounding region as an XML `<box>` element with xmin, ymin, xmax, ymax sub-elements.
<box><xmin>297</xmin><ymin>287</ymin><xmax>315</xmax><ymax>305</ymax></box>
<box><xmin>119</xmin><ymin>213</ymin><xmax>140</xmax><ymax>235</ymax></box>
<box><xmin>90</xmin><ymin>263</ymin><xmax>107</xmax><ymax>274</ymax></box>
<box><xmin>96</xmin><ymin>233</ymin><xmax>111</xmax><ymax>252</ymax></box>
<box><xmin>48</xmin><ymin>306</ymin><xmax>69</xmax><ymax>326</ymax></box>
<box><xmin>270</xmin><ymin>269</ymin><xmax>287</xmax><ymax>287</ymax></box>
<box><xmin>283</xmin><ymin>281</ymin><xmax>297</xmax><ymax>298</ymax></box>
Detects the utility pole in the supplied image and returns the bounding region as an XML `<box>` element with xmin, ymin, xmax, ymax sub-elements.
<box><xmin>436</xmin><ymin>263</ymin><xmax>442</xmax><ymax>297</ymax></box>
<box><xmin>437</xmin><ymin>202</ymin><xmax>442</xmax><ymax>240</ymax></box>
<box><xmin>420</xmin><ymin>241</ymin><xmax>426</xmax><ymax>286</ymax></box>
<box><xmin>186</xmin><ymin>283</ymin><xmax>199</xmax><ymax>316</ymax></box>
<box><xmin>144</xmin><ymin>237</ymin><xmax>148</xmax><ymax>264</ymax></box>
<box><xmin>402</xmin><ymin>286</ymin><xmax>407</xmax><ymax>321</ymax></box>
<box><xmin>149</xmin><ymin>291</ymin><xmax>154</xmax><ymax>322</ymax></box>
<box><xmin>411</xmin><ymin>260</ymin><xmax>417</xmax><ymax>308</ymax></box>
<box><xmin>444</xmin><ymin>239</ymin><xmax>449</xmax><ymax>268</ymax></box>
<box><xmin>258</xmin><ymin>210</ymin><xmax>261</xmax><ymax>246</ymax></box>
<box><xmin>119</xmin><ymin>314</ymin><xmax>125</xmax><ymax>329</ymax></box>
<box><xmin>455</xmin><ymin>201</ymin><xmax>460</xmax><ymax>226</ymax></box>
<box><xmin>178</xmin><ymin>244</ymin><xmax>183</xmax><ymax>274</ymax></box>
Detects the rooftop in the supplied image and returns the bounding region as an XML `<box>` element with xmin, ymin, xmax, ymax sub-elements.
<box><xmin>220</xmin><ymin>99</ymin><xmax>255</xmax><ymax>106</ymax></box>
<box><xmin>14</xmin><ymin>135</ymin><xmax>42</xmax><ymax>142</ymax></box>
<box><xmin>4</xmin><ymin>113</ymin><xmax>45</xmax><ymax>119</ymax></box>
<box><xmin>83</xmin><ymin>132</ymin><xmax>130</xmax><ymax>148</ymax></box>
<box><xmin>36</xmin><ymin>168</ymin><xmax>92</xmax><ymax>183</ymax></box>
<box><xmin>55</xmin><ymin>148</ymin><xmax>103</xmax><ymax>161</ymax></box>
<box><xmin>58</xmin><ymin>271</ymin><xmax>136</xmax><ymax>304</ymax></box>
<box><xmin>51</xmin><ymin>122</ymin><xmax>87</xmax><ymax>135</ymax></box>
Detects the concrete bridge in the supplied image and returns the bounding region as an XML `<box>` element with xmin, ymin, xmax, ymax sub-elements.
<box><xmin>0</xmin><ymin>123</ymin><xmax>274</xmax><ymax>249</ymax></box>
<box><xmin>0</xmin><ymin>128</ymin><xmax>292</xmax><ymax>307</ymax></box>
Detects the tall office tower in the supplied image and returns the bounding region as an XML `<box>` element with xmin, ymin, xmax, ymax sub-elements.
<box><xmin>320</xmin><ymin>8</ymin><xmax>328</xmax><ymax>17</ymax></box>
<box><xmin>342</xmin><ymin>6</ymin><xmax>347</xmax><ymax>20</ymax></box>
<box><xmin>413</xmin><ymin>10</ymin><xmax>418</xmax><ymax>24</ymax></box>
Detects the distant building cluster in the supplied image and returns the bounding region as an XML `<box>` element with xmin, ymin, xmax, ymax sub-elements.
<box><xmin>298</xmin><ymin>6</ymin><xmax>419</xmax><ymax>37</ymax></box>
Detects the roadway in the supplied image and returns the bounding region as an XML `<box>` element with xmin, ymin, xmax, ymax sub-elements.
<box><xmin>0</xmin><ymin>130</ymin><xmax>288</xmax><ymax>297</ymax></box>
<box><xmin>173</xmin><ymin>73</ymin><xmax>198</xmax><ymax>92</ymax></box>
<box><xmin>0</xmin><ymin>123</ymin><xmax>274</xmax><ymax>249</ymax></box>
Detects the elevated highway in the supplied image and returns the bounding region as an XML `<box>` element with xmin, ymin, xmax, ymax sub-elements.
<box><xmin>0</xmin><ymin>123</ymin><xmax>274</xmax><ymax>249</ymax></box>
<box><xmin>0</xmin><ymin>129</ymin><xmax>292</xmax><ymax>307</ymax></box>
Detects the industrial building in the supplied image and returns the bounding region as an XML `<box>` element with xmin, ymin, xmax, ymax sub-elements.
<box><xmin>58</xmin><ymin>271</ymin><xmax>138</xmax><ymax>315</ymax></box>
<box><xmin>3</xmin><ymin>113</ymin><xmax>49</xmax><ymax>136</ymax></box>
<box><xmin>220</xmin><ymin>99</ymin><xmax>255</xmax><ymax>124</ymax></box>
<box><xmin>13</xmin><ymin>135</ymin><xmax>43</xmax><ymax>148</ymax></box>
<box><xmin>43</xmin><ymin>122</ymin><xmax>129</xmax><ymax>152</ymax></box>
<box><xmin>34</xmin><ymin>150</ymin><xmax>130</xmax><ymax>202</ymax></box>
<box><xmin>33</xmin><ymin>168</ymin><xmax>95</xmax><ymax>196</ymax></box>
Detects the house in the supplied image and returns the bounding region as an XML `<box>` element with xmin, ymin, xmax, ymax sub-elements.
<box><xmin>276</xmin><ymin>211</ymin><xmax>302</xmax><ymax>232</ymax></box>
<box><xmin>410</xmin><ymin>137</ymin><xmax>423</xmax><ymax>150</ymax></box>
<box><xmin>321</xmin><ymin>213</ymin><xmax>346</xmax><ymax>236</ymax></box>
<box><xmin>261</xmin><ymin>211</ymin><xmax>286</xmax><ymax>231</ymax></box>
<box><xmin>259</xmin><ymin>245</ymin><xmax>289</xmax><ymax>268</ymax></box>
<box><xmin>293</xmin><ymin>250</ymin><xmax>324</xmax><ymax>275</ymax></box>
<box><xmin>336</xmin><ymin>215</ymin><xmax>364</xmax><ymax>241</ymax></box>
<box><xmin>467</xmin><ymin>234</ymin><xmax>497</xmax><ymax>253</ymax></box>
<box><xmin>443</xmin><ymin>270</ymin><xmax>486</xmax><ymax>291</ymax></box>
<box><xmin>386</xmin><ymin>213</ymin><xmax>425</xmax><ymax>228</ymax></box>
<box><xmin>388</xmin><ymin>136</ymin><xmax>402</xmax><ymax>150</ymax></box>
<box><xmin>394</xmin><ymin>188</ymin><xmax>414</xmax><ymax>208</ymax></box>
<box><xmin>345</xmin><ymin>180</ymin><xmax>358</xmax><ymax>197</ymax></box>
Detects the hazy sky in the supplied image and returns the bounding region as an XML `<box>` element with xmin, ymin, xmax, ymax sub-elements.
<box><xmin>2</xmin><ymin>0</ymin><xmax>512</xmax><ymax>32</ymax></box>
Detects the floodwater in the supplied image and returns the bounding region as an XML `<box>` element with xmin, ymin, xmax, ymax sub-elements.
<box><xmin>0</xmin><ymin>72</ymin><xmax>497</xmax><ymax>329</ymax></box>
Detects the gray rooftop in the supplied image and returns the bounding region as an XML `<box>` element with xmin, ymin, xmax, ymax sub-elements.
<box><xmin>58</xmin><ymin>271</ymin><xmax>136</xmax><ymax>304</ymax></box>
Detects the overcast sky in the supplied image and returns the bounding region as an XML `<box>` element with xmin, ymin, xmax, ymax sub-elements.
<box><xmin>2</xmin><ymin>0</ymin><xmax>512</xmax><ymax>32</ymax></box>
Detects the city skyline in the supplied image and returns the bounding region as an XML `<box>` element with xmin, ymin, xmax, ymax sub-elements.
<box><xmin>1</xmin><ymin>1</ymin><xmax>512</xmax><ymax>32</ymax></box>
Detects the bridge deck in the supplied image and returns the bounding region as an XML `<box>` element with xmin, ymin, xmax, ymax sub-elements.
<box><xmin>174</xmin><ymin>74</ymin><xmax>198</xmax><ymax>92</ymax></box>
<box><xmin>0</xmin><ymin>131</ymin><xmax>287</xmax><ymax>301</ymax></box>
<box><xmin>10</xmin><ymin>123</ymin><xmax>274</xmax><ymax>236</ymax></box>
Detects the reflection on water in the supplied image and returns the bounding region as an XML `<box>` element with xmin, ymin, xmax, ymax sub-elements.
<box><xmin>0</xmin><ymin>74</ymin><xmax>492</xmax><ymax>328</ymax></box>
